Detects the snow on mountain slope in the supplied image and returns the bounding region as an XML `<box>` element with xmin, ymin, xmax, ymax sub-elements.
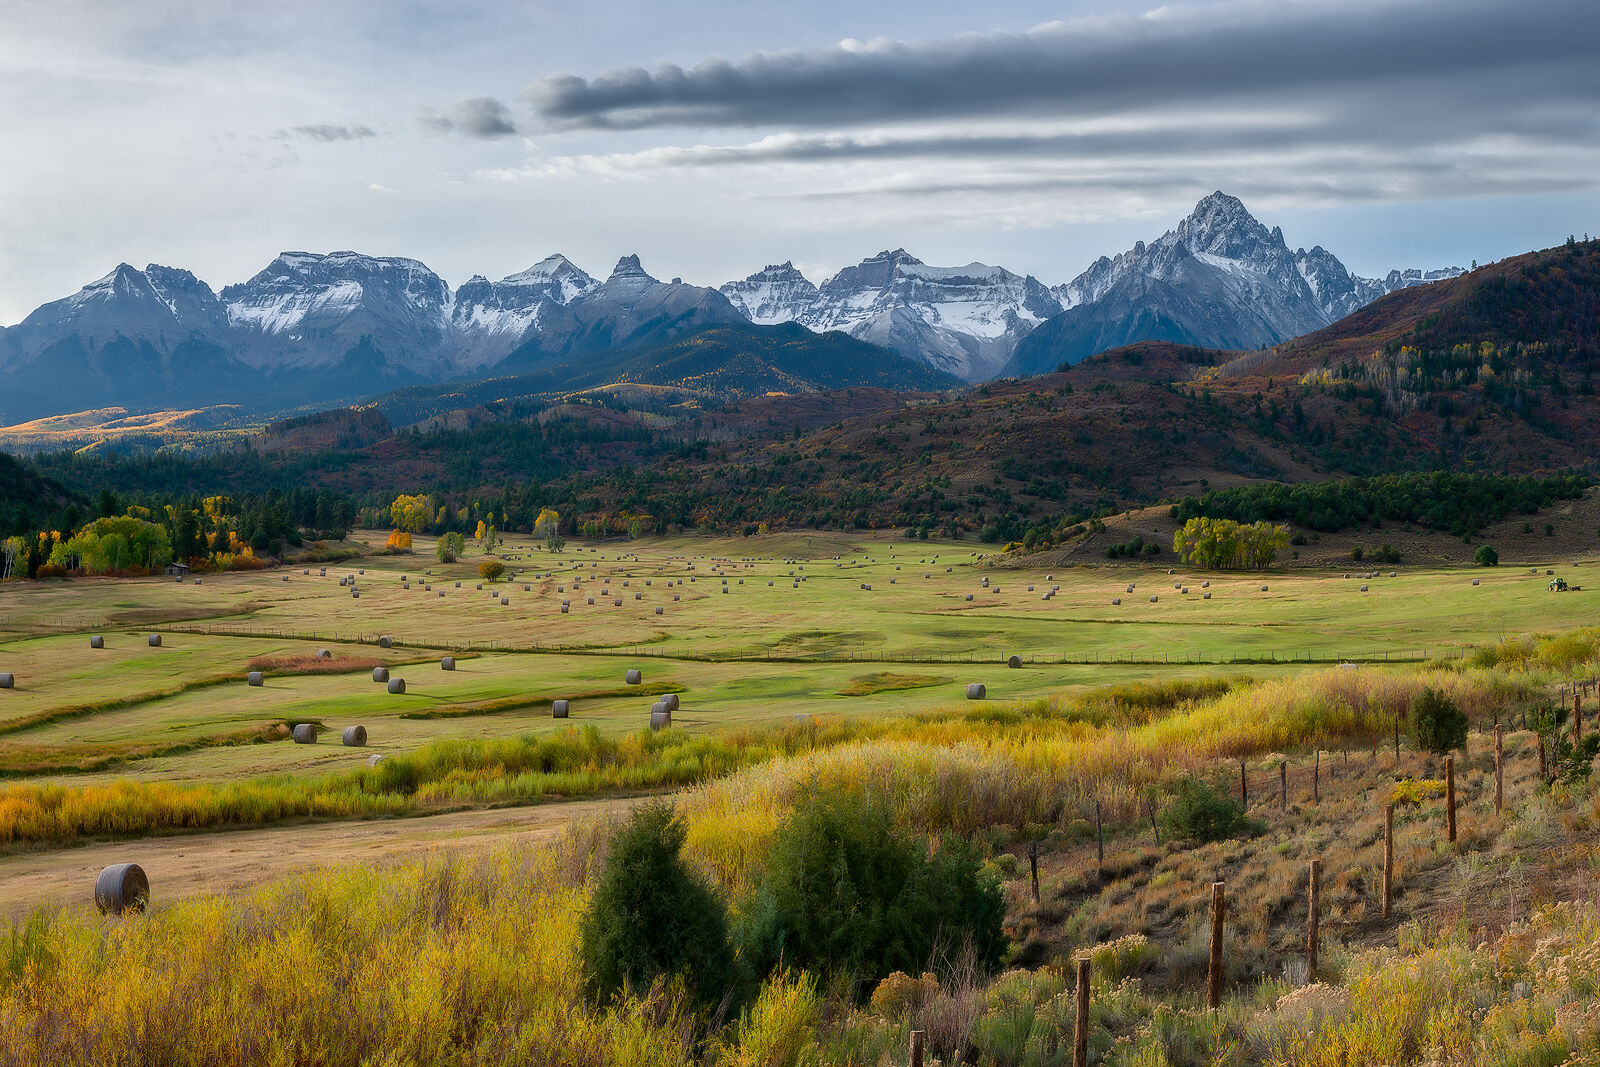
<box><xmin>450</xmin><ymin>254</ymin><xmax>599</xmax><ymax>368</ymax></box>
<box><xmin>721</xmin><ymin>250</ymin><xmax>1062</xmax><ymax>381</ymax></box>
<box><xmin>720</xmin><ymin>262</ymin><xmax>820</xmax><ymax>326</ymax></box>
<box><xmin>1013</xmin><ymin>193</ymin><xmax>1465</xmax><ymax>377</ymax></box>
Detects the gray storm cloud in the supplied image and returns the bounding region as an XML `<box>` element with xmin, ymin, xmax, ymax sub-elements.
<box><xmin>517</xmin><ymin>0</ymin><xmax>1599</xmax><ymax>134</ymax></box>
<box><xmin>417</xmin><ymin>96</ymin><xmax>519</xmax><ymax>138</ymax></box>
<box><xmin>283</xmin><ymin>124</ymin><xmax>379</xmax><ymax>142</ymax></box>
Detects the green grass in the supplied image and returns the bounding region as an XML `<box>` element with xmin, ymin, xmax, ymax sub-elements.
<box><xmin>0</xmin><ymin>530</ymin><xmax>1595</xmax><ymax>788</ymax></box>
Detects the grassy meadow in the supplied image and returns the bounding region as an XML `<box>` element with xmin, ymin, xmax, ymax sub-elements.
<box><xmin>5</xmin><ymin>531</ymin><xmax>1600</xmax><ymax>1063</ymax></box>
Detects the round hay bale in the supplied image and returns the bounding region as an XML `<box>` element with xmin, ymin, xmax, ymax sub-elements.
<box><xmin>148</xmin><ymin>634</ymin><xmax>162</xmax><ymax>647</ymax></box>
<box><xmin>292</xmin><ymin>723</ymin><xmax>318</xmax><ymax>744</ymax></box>
<box><xmin>634</xmin><ymin>592</ymin><xmax>642</xmax><ymax>600</ymax></box>
<box><xmin>1112</xmin><ymin>598</ymin><xmax>1122</xmax><ymax>605</ymax></box>
<box><xmin>1150</xmin><ymin>595</ymin><xmax>1159</xmax><ymax>603</ymax></box>
<box><xmin>561</xmin><ymin>604</ymin><xmax>570</xmax><ymax>613</ymax></box>
<box><xmin>372</xmin><ymin>666</ymin><xmax>389</xmax><ymax>683</ymax></box>
<box><xmin>378</xmin><ymin>636</ymin><xmax>393</xmax><ymax>649</ymax></box>
<box><xmin>1007</xmin><ymin>655</ymin><xmax>1022</xmax><ymax>669</ymax></box>
<box><xmin>0</xmin><ymin>673</ymin><xmax>12</xmax><ymax>689</ymax></box>
<box><xmin>966</xmin><ymin>683</ymin><xmax>986</xmax><ymax>700</ymax></box>
<box><xmin>1203</xmin><ymin>592</ymin><xmax>1212</xmax><ymax>600</ymax></box>
<box><xmin>320</xmin><ymin>568</ymin><xmax>327</xmax><ymax>576</ymax></box>
<box><xmin>351</xmin><ymin>591</ymin><xmax>360</xmax><ymax>599</ymax></box>
<box><xmin>90</xmin><ymin>635</ymin><xmax>105</xmax><ymax>649</ymax></box>
<box><xmin>193</xmin><ymin>578</ymin><xmax>202</xmax><ymax>585</ymax></box>
<box><xmin>626</xmin><ymin>669</ymin><xmax>642</xmax><ymax>685</ymax></box>
<box><xmin>654</xmin><ymin>606</ymin><xmax>664</xmax><ymax>615</ymax></box>
<box><xmin>247</xmin><ymin>671</ymin><xmax>264</xmax><ymax>687</ymax></box>
<box><xmin>650</xmin><ymin>707</ymin><xmax>672</xmax><ymax>730</ymax></box>
<box><xmin>500</xmin><ymin>597</ymin><xmax>509</xmax><ymax>605</ymax></box>
<box><xmin>1360</xmin><ymin>584</ymin><xmax>1369</xmax><ymax>592</ymax></box>
<box><xmin>614</xmin><ymin>598</ymin><xmax>624</xmax><ymax>606</ymax></box>
<box><xmin>317</xmin><ymin>649</ymin><xmax>331</xmax><ymax>659</ymax></box>
<box><xmin>455</xmin><ymin>581</ymin><xmax>461</xmax><ymax>588</ymax></box>
<box><xmin>552</xmin><ymin>699</ymin><xmax>569</xmax><ymax>718</ymax></box>
<box><xmin>342</xmin><ymin>725</ymin><xmax>367</xmax><ymax>747</ymax></box>
<box><xmin>387</xmin><ymin>678</ymin><xmax>406</xmax><ymax>695</ymax></box>
<box><xmin>439</xmin><ymin>591</ymin><xmax>446</xmax><ymax>597</ymax></box>
<box><xmin>1201</xmin><ymin>581</ymin><xmax>1210</xmax><ymax>588</ymax></box>
<box><xmin>1127</xmin><ymin>584</ymin><xmax>1135</xmax><ymax>593</ymax></box>
<box><xmin>95</xmin><ymin>863</ymin><xmax>149</xmax><ymax>915</ymax></box>
<box><xmin>1547</xmin><ymin>569</ymin><xmax>1555</xmax><ymax>575</ymax></box>
<box><xmin>1261</xmin><ymin>585</ymin><xmax>1269</xmax><ymax>592</ymax></box>
<box><xmin>587</xmin><ymin>597</ymin><xmax>595</xmax><ymax>605</ymax></box>
<box><xmin>365</xmin><ymin>753</ymin><xmax>385</xmax><ymax>768</ymax></box>
<box><xmin>1472</xmin><ymin>578</ymin><xmax>1480</xmax><ymax>586</ymax></box>
<box><xmin>964</xmin><ymin>593</ymin><xmax>973</xmax><ymax>601</ymax></box>
<box><xmin>441</xmin><ymin>657</ymin><xmax>455</xmax><ymax>671</ymax></box>
<box><xmin>282</xmin><ymin>575</ymin><xmax>290</xmax><ymax>583</ymax></box>
<box><xmin>673</xmin><ymin>594</ymin><xmax>680</xmax><ymax>601</ymax></box>
<box><xmin>661</xmin><ymin>693</ymin><xmax>680</xmax><ymax>712</ymax></box>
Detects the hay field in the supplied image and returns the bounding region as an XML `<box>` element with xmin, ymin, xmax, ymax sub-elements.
<box><xmin>1</xmin><ymin>531</ymin><xmax>1595</xmax><ymax>788</ymax></box>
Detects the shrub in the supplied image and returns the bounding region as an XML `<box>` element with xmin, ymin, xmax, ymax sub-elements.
<box><xmin>1474</xmin><ymin>545</ymin><xmax>1499</xmax><ymax>566</ymax></box>
<box><xmin>740</xmin><ymin>789</ymin><xmax>1006</xmax><ymax>992</ymax></box>
<box><xmin>1350</xmin><ymin>547</ymin><xmax>1364</xmax><ymax>561</ymax></box>
<box><xmin>478</xmin><ymin>561</ymin><xmax>505</xmax><ymax>581</ymax></box>
<box><xmin>578</xmin><ymin>802</ymin><xmax>735</xmax><ymax>1011</ymax></box>
<box><xmin>1157</xmin><ymin>777</ymin><xmax>1248</xmax><ymax>842</ymax></box>
<box><xmin>1409</xmin><ymin>688</ymin><xmax>1468</xmax><ymax>754</ymax></box>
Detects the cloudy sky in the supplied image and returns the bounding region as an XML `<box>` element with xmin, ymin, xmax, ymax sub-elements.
<box><xmin>1</xmin><ymin>0</ymin><xmax>1596</xmax><ymax>324</ymax></box>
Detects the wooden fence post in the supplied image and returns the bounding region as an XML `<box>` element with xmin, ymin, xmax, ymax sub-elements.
<box><xmin>1576</xmin><ymin>690</ymin><xmax>1584</xmax><ymax>748</ymax></box>
<box><xmin>1446</xmin><ymin>755</ymin><xmax>1457</xmax><ymax>843</ymax></box>
<box><xmin>1494</xmin><ymin>724</ymin><xmax>1504</xmax><ymax>815</ymax></box>
<box><xmin>1382</xmin><ymin>803</ymin><xmax>1394</xmax><ymax>920</ymax></box>
<box><xmin>1280</xmin><ymin>760</ymin><xmax>1288</xmax><ymax>810</ymax></box>
<box><xmin>910</xmin><ymin>1029</ymin><xmax>925</xmax><ymax>1067</ymax></box>
<box><xmin>1029</xmin><ymin>841</ymin><xmax>1040</xmax><ymax>903</ymax></box>
<box><xmin>1074</xmin><ymin>957</ymin><xmax>1091</xmax><ymax>1067</ymax></box>
<box><xmin>1240</xmin><ymin>760</ymin><xmax>1248</xmax><ymax>809</ymax></box>
<box><xmin>1095</xmin><ymin>800</ymin><xmax>1105</xmax><ymax>872</ymax></box>
<box><xmin>1394</xmin><ymin>719</ymin><xmax>1401</xmax><ymax>762</ymax></box>
<box><xmin>1147</xmin><ymin>798</ymin><xmax>1162</xmax><ymax>846</ymax></box>
<box><xmin>1207</xmin><ymin>882</ymin><xmax>1226</xmax><ymax>1010</ymax></box>
<box><xmin>1307</xmin><ymin>859</ymin><xmax>1321</xmax><ymax>980</ymax></box>
<box><xmin>1313</xmin><ymin>750</ymin><xmax>1321</xmax><ymax>803</ymax></box>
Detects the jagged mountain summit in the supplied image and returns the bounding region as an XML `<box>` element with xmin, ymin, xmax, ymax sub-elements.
<box><xmin>0</xmin><ymin>197</ymin><xmax>1469</xmax><ymax>423</ymax></box>
<box><xmin>451</xmin><ymin>254</ymin><xmax>599</xmax><ymax>368</ymax></box>
<box><xmin>507</xmin><ymin>255</ymin><xmax>745</xmax><ymax>364</ymax></box>
<box><xmin>722</xmin><ymin>251</ymin><xmax>1061</xmax><ymax>381</ymax></box>
<box><xmin>0</xmin><ymin>263</ymin><xmax>256</xmax><ymax>420</ymax></box>
<box><xmin>1008</xmin><ymin>192</ymin><xmax>1464</xmax><ymax>376</ymax></box>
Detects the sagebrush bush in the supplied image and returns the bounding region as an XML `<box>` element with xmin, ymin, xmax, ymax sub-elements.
<box><xmin>1158</xmin><ymin>777</ymin><xmax>1249</xmax><ymax>842</ymax></box>
<box><xmin>740</xmin><ymin>789</ymin><xmax>1006</xmax><ymax>992</ymax></box>
<box><xmin>1409</xmin><ymin>688</ymin><xmax>1468</xmax><ymax>754</ymax></box>
<box><xmin>579</xmin><ymin>801</ymin><xmax>736</xmax><ymax>1011</ymax></box>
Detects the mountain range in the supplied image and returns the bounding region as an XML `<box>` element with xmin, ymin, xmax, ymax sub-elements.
<box><xmin>0</xmin><ymin>193</ymin><xmax>1462</xmax><ymax>424</ymax></box>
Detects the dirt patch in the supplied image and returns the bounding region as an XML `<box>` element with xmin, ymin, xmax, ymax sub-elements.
<box><xmin>0</xmin><ymin>794</ymin><xmax>652</xmax><ymax>922</ymax></box>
